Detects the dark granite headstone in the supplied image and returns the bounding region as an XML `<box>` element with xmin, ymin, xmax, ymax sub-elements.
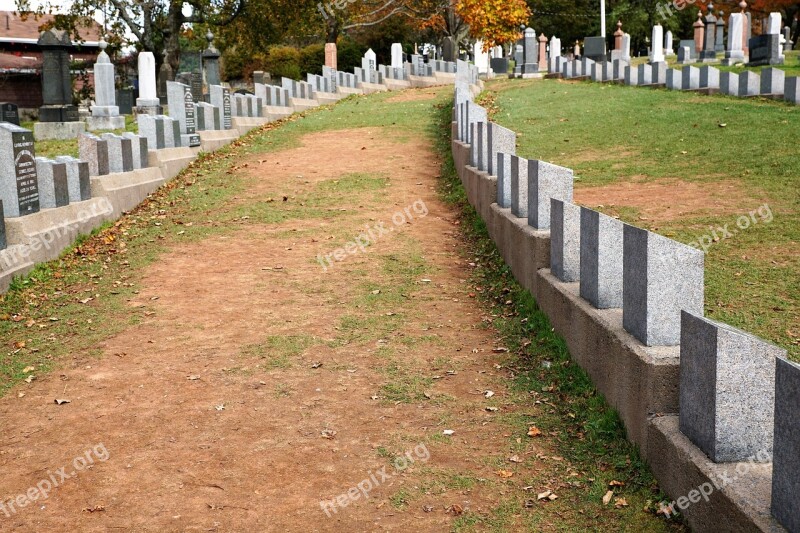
<box><xmin>38</xmin><ymin>29</ymin><xmax>77</xmax><ymax>123</ymax></box>
<box><xmin>490</xmin><ymin>57</ymin><xmax>509</xmax><ymax>75</ymax></box>
<box><xmin>222</xmin><ymin>88</ymin><xmax>232</xmax><ymax>130</ymax></box>
<box><xmin>748</xmin><ymin>34</ymin><xmax>784</xmax><ymax>66</ymax></box>
<box><xmin>0</xmin><ymin>103</ymin><xmax>19</xmax><ymax>125</ymax></box>
<box><xmin>584</xmin><ymin>36</ymin><xmax>607</xmax><ymax>61</ymax></box>
<box><xmin>52</xmin><ymin>161</ymin><xmax>69</xmax><ymax>207</ymax></box>
<box><xmin>116</xmin><ymin>89</ymin><xmax>134</xmax><ymax>115</ymax></box>
<box><xmin>13</xmin><ymin>130</ymin><xmax>39</xmax><ymax>215</ymax></box>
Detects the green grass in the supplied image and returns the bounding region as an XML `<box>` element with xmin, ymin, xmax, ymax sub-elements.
<box><xmin>241</xmin><ymin>334</ymin><xmax>319</xmax><ymax>369</ymax></box>
<box><xmin>486</xmin><ymin>77</ymin><xmax>799</xmax><ymax>359</ymax></box>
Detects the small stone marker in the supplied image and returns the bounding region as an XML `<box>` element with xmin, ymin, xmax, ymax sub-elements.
<box><xmin>0</xmin><ymin>103</ymin><xmax>19</xmax><ymax>125</ymax></box>
<box><xmin>720</xmin><ymin>71</ymin><xmax>739</xmax><ymax>95</ymax></box>
<box><xmin>682</xmin><ymin>65</ymin><xmax>700</xmax><ymax>90</ymax></box>
<box><xmin>679</xmin><ymin>310</ymin><xmax>783</xmax><ymax>463</ymax></box>
<box><xmin>739</xmin><ymin>71</ymin><xmax>761</xmax><ymax>96</ymax></box>
<box><xmin>527</xmin><ymin>160</ymin><xmax>573</xmax><ymax>230</ymax></box>
<box><xmin>510</xmin><ymin>155</ymin><xmax>528</xmax><ymax>219</ymax></box>
<box><xmin>761</xmin><ymin>67</ymin><xmax>785</xmax><ymax>96</ymax></box>
<box><xmin>785</xmin><ymin>77</ymin><xmax>800</xmax><ymax>104</ymax></box>
<box><xmin>624</xmin><ymin>65</ymin><xmax>639</xmax><ymax>85</ymax></box>
<box><xmin>486</xmin><ymin>122</ymin><xmax>515</xmax><ymax>177</ymax></box>
<box><xmin>666</xmin><ymin>69</ymin><xmax>683</xmax><ymax>91</ymax></box>
<box><xmin>496</xmin><ymin>152</ymin><xmax>512</xmax><ymax>208</ymax></box>
<box><xmin>54</xmin><ymin>156</ymin><xmax>91</xmax><ymax>202</ymax></box>
<box><xmin>35</xmin><ymin>158</ymin><xmax>69</xmax><ymax>208</ymax></box>
<box><xmin>580</xmin><ymin>208</ymin><xmax>624</xmax><ymax>309</ymax></box>
<box><xmin>100</xmin><ymin>133</ymin><xmax>133</xmax><ymax>174</ymax></box>
<box><xmin>137</xmin><ymin>114</ymin><xmax>165</xmax><ymax>150</ymax></box>
<box><xmin>0</xmin><ymin>123</ymin><xmax>39</xmax><ymax>217</ymax></box>
<box><xmin>78</xmin><ymin>134</ymin><xmax>109</xmax><ymax>177</ymax></box>
<box><xmin>622</xmin><ymin>225</ymin><xmax>704</xmax><ymax>346</ymax></box>
<box><xmin>699</xmin><ymin>66</ymin><xmax>720</xmax><ymax>89</ymax></box>
<box><xmin>122</xmin><ymin>132</ymin><xmax>149</xmax><ymax>169</ymax></box>
<box><xmin>771</xmin><ymin>357</ymin><xmax>800</xmax><ymax>532</ymax></box>
<box><xmin>550</xmin><ymin>199</ymin><xmax>581</xmax><ymax>282</ymax></box>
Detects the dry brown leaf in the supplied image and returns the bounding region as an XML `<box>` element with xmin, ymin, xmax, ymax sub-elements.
<box><xmin>614</xmin><ymin>497</ymin><xmax>629</xmax><ymax>508</ymax></box>
<box><xmin>527</xmin><ymin>426</ymin><xmax>542</xmax><ymax>437</ymax></box>
<box><xmin>602</xmin><ymin>490</ymin><xmax>614</xmax><ymax>506</ymax></box>
<box><xmin>537</xmin><ymin>490</ymin><xmax>552</xmax><ymax>500</ymax></box>
<box><xmin>496</xmin><ymin>470</ymin><xmax>514</xmax><ymax>478</ymax></box>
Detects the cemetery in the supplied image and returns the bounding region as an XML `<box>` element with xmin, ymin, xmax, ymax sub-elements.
<box><xmin>0</xmin><ymin>1</ymin><xmax>797</xmax><ymax>531</ymax></box>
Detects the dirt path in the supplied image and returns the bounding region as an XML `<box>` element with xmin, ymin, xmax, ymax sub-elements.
<box><xmin>0</xmin><ymin>118</ymin><xmax>544</xmax><ymax>531</ymax></box>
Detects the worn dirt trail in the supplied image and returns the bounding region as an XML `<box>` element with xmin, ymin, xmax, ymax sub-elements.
<box><xmin>0</xmin><ymin>121</ymin><xmax>548</xmax><ymax>532</ymax></box>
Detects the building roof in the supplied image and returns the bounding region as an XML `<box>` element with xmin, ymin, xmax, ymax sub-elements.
<box><xmin>0</xmin><ymin>52</ymin><xmax>40</xmax><ymax>69</ymax></box>
<box><xmin>0</xmin><ymin>11</ymin><xmax>102</xmax><ymax>46</ymax></box>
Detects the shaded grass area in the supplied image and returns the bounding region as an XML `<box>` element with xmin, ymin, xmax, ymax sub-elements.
<box><xmin>430</xmin><ymin>94</ymin><xmax>685</xmax><ymax>531</ymax></box>
<box><xmin>487</xmin><ymin>77</ymin><xmax>799</xmax><ymax>359</ymax></box>
<box><xmin>23</xmin><ymin>115</ymin><xmax>138</xmax><ymax>159</ymax></box>
<box><xmin>0</xmin><ymin>90</ymin><xmax>452</xmax><ymax>398</ymax></box>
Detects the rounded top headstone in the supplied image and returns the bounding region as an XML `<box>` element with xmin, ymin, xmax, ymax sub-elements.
<box><xmin>525</xmin><ymin>27</ymin><xmax>535</xmax><ymax>36</ymax></box>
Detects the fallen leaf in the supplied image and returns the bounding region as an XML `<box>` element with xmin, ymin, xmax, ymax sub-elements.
<box><xmin>484</xmin><ymin>390</ymin><xmax>495</xmax><ymax>398</ymax></box>
<box><xmin>508</xmin><ymin>455</ymin><xmax>522</xmax><ymax>463</ymax></box>
<box><xmin>54</xmin><ymin>399</ymin><xmax>71</xmax><ymax>405</ymax></box>
<box><xmin>537</xmin><ymin>491</ymin><xmax>552</xmax><ymax>500</ymax></box>
<box><xmin>496</xmin><ymin>470</ymin><xmax>514</xmax><ymax>478</ymax></box>
<box><xmin>602</xmin><ymin>490</ymin><xmax>614</xmax><ymax>506</ymax></box>
<box><xmin>442</xmin><ymin>429</ymin><xmax>455</xmax><ymax>436</ymax></box>
<box><xmin>615</xmin><ymin>497</ymin><xmax>629</xmax><ymax>508</ymax></box>
<box><xmin>448</xmin><ymin>504</ymin><xmax>464</xmax><ymax>515</ymax></box>
<box><xmin>609</xmin><ymin>480</ymin><xmax>625</xmax><ymax>488</ymax></box>
<box><xmin>321</xmin><ymin>429</ymin><xmax>337</xmax><ymax>439</ymax></box>
<box><xmin>527</xmin><ymin>426</ymin><xmax>542</xmax><ymax>437</ymax></box>
<box><xmin>22</xmin><ymin>366</ymin><xmax>35</xmax><ymax>374</ymax></box>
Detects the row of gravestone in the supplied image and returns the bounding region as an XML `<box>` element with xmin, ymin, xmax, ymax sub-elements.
<box><xmin>557</xmin><ymin>55</ymin><xmax>800</xmax><ymax>105</ymax></box>
<box><xmin>0</xmin><ymin>122</ymin><xmax>147</xmax><ymax>251</ymax></box>
<box><xmin>454</xmin><ymin>65</ymin><xmax>798</xmax><ymax>532</ymax></box>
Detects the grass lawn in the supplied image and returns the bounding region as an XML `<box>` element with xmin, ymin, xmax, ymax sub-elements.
<box><xmin>484</xmin><ymin>77</ymin><xmax>798</xmax><ymax>359</ymax></box>
<box><xmin>22</xmin><ymin>114</ymin><xmax>138</xmax><ymax>159</ymax></box>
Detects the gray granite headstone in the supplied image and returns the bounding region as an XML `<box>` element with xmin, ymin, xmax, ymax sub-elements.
<box><xmin>550</xmin><ymin>199</ymin><xmax>581</xmax><ymax>282</ymax></box>
<box><xmin>622</xmin><ymin>224</ymin><xmax>704</xmax><ymax>346</ymax></box>
<box><xmin>699</xmin><ymin>66</ymin><xmax>720</xmax><ymax>89</ymax></box>
<box><xmin>78</xmin><ymin>134</ymin><xmax>109</xmax><ymax>177</ymax></box>
<box><xmin>720</xmin><ymin>72</ymin><xmax>739</xmax><ymax>95</ymax></box>
<box><xmin>37</xmin><ymin>29</ymin><xmax>78</xmax><ymax>123</ymax></box>
<box><xmin>35</xmin><ymin>158</ymin><xmax>69</xmax><ymax>208</ymax></box>
<box><xmin>612</xmin><ymin>60</ymin><xmax>628</xmax><ymax>80</ymax></box>
<box><xmin>137</xmin><ymin>114</ymin><xmax>165</xmax><ymax>150</ymax></box>
<box><xmin>101</xmin><ymin>133</ymin><xmax>133</xmax><ymax>173</ymax></box>
<box><xmin>760</xmin><ymin>67</ymin><xmax>785</xmax><ymax>95</ymax></box>
<box><xmin>487</xmin><ymin>122</ymin><xmax>515</xmax><ymax>177</ymax></box>
<box><xmin>682</xmin><ymin>65</ymin><xmax>700</xmax><ymax>90</ymax></box>
<box><xmin>496</xmin><ymin>152</ymin><xmax>512</xmax><ymax>208</ymax></box>
<box><xmin>639</xmin><ymin>64</ymin><xmax>653</xmax><ymax>85</ymax></box>
<box><xmin>771</xmin><ymin>357</ymin><xmax>800</xmax><ymax>532</ymax></box>
<box><xmin>465</xmin><ymin>102</ymin><xmax>487</xmax><ymax>145</ymax></box>
<box><xmin>666</xmin><ymin>69</ymin><xmax>683</xmax><ymax>91</ymax></box>
<box><xmin>624</xmin><ymin>65</ymin><xmax>638</xmax><ymax>85</ymax></box>
<box><xmin>583</xmin><ymin>36</ymin><xmax>607</xmax><ymax>61</ymax></box>
<box><xmin>739</xmin><ymin>71</ymin><xmax>761</xmax><ymax>96</ymax></box>
<box><xmin>785</xmin><ymin>77</ymin><xmax>800</xmax><ymax>104</ymax></box>
<box><xmin>122</xmin><ymin>132</ymin><xmax>148</xmax><ymax>169</ymax></box>
<box><xmin>54</xmin><ymin>156</ymin><xmax>91</xmax><ymax>202</ymax></box>
<box><xmin>579</xmin><ymin>207</ymin><xmax>624</xmax><ymax>309</ymax></box>
<box><xmin>526</xmin><ymin>160</ymin><xmax>573</xmax><ymax>230</ymax></box>
<box><xmin>510</xmin><ymin>155</ymin><xmax>528</xmax><ymax>219</ymax></box>
<box><xmin>679</xmin><ymin>310</ymin><xmax>783</xmax><ymax>463</ymax></box>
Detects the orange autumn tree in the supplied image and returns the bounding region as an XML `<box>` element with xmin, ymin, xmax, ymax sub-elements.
<box><xmin>456</xmin><ymin>0</ymin><xmax>531</xmax><ymax>50</ymax></box>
